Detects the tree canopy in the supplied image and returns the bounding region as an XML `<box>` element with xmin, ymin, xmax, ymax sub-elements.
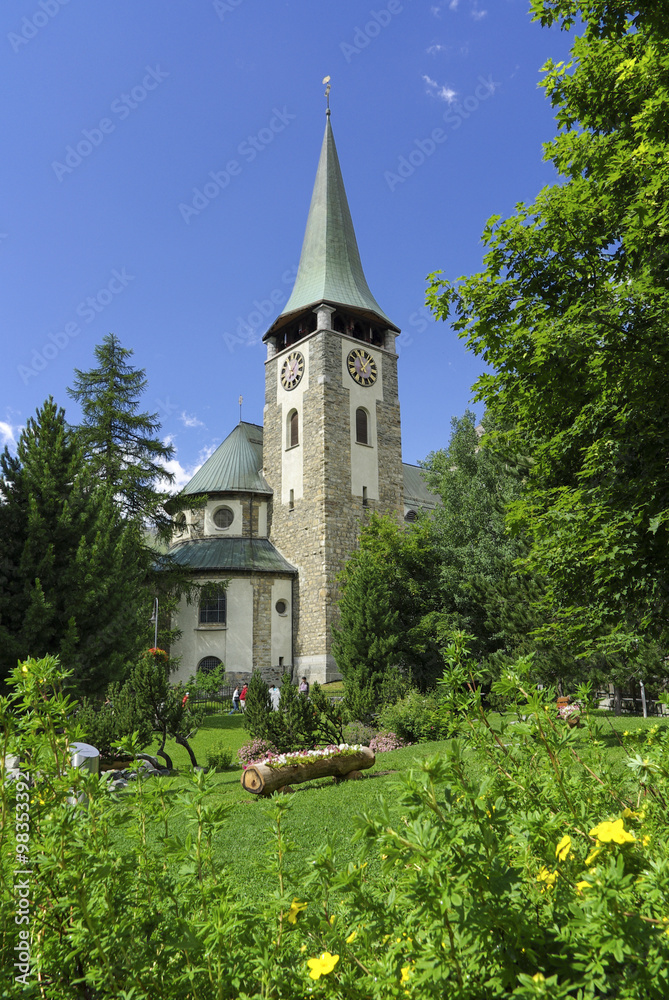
<box><xmin>0</xmin><ymin>398</ymin><xmax>147</xmax><ymax>693</ymax></box>
<box><xmin>68</xmin><ymin>333</ymin><xmax>175</xmax><ymax>534</ymax></box>
<box><xmin>427</xmin><ymin>0</ymin><xmax>669</xmax><ymax>652</ymax></box>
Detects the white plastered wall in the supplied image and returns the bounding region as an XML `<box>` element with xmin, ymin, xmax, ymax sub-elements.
<box><xmin>204</xmin><ymin>498</ymin><xmax>244</xmax><ymax>536</ymax></box>
<box><xmin>274</xmin><ymin>343</ymin><xmax>309</xmax><ymax>504</ymax></box>
<box><xmin>170</xmin><ymin>575</ymin><xmax>254</xmax><ymax>685</ymax></box>
<box><xmin>270</xmin><ymin>578</ymin><xmax>293</xmax><ymax>667</ymax></box>
<box><xmin>341</xmin><ymin>339</ymin><xmax>383</xmax><ymax>501</ymax></box>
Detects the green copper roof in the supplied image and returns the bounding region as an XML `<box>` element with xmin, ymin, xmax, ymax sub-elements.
<box><xmin>169</xmin><ymin>537</ymin><xmax>296</xmax><ymax>574</ymax></box>
<box><xmin>403</xmin><ymin>463</ymin><xmax>440</xmax><ymax>510</ymax></box>
<box><xmin>269</xmin><ymin>115</ymin><xmax>397</xmax><ymax>332</ymax></box>
<box><xmin>180</xmin><ymin>422</ymin><xmax>271</xmax><ymax>496</ymax></box>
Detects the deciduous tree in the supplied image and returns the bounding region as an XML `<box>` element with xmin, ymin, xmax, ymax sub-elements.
<box><xmin>427</xmin><ymin>1</ymin><xmax>669</xmax><ymax>650</ymax></box>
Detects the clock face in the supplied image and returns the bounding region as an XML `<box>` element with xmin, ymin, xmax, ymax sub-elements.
<box><xmin>280</xmin><ymin>351</ymin><xmax>305</xmax><ymax>390</ymax></box>
<box><xmin>347</xmin><ymin>348</ymin><xmax>378</xmax><ymax>387</ymax></box>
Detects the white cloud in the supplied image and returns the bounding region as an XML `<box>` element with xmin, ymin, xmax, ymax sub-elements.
<box><xmin>0</xmin><ymin>420</ymin><xmax>22</xmax><ymax>452</ymax></box>
<box><xmin>449</xmin><ymin>0</ymin><xmax>459</xmax><ymax>9</ymax></box>
<box><xmin>180</xmin><ymin>411</ymin><xmax>204</xmax><ymax>429</ymax></box>
<box><xmin>423</xmin><ymin>74</ymin><xmax>458</xmax><ymax>105</ymax></box>
<box><xmin>471</xmin><ymin>4</ymin><xmax>487</xmax><ymax>19</ymax></box>
<box><xmin>430</xmin><ymin>5</ymin><xmax>443</xmax><ymax>17</ymax></box>
<box><xmin>427</xmin><ymin>43</ymin><xmax>446</xmax><ymax>55</ymax></box>
<box><xmin>438</xmin><ymin>85</ymin><xmax>458</xmax><ymax>104</ymax></box>
<box><xmin>157</xmin><ymin>440</ymin><xmax>219</xmax><ymax>494</ymax></box>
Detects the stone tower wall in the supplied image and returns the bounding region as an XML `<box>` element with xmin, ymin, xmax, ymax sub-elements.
<box><xmin>264</xmin><ymin>325</ymin><xmax>404</xmax><ymax>680</ymax></box>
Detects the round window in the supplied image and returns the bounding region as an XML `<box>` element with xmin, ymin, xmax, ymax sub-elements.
<box><xmin>213</xmin><ymin>507</ymin><xmax>234</xmax><ymax>529</ymax></box>
<box><xmin>275</xmin><ymin>600</ymin><xmax>288</xmax><ymax>616</ymax></box>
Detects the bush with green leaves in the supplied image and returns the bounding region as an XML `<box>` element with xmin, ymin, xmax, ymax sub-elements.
<box><xmin>244</xmin><ymin>671</ymin><xmax>344</xmax><ymax>752</ymax></box>
<box><xmin>3</xmin><ymin>648</ymin><xmax>669</xmax><ymax>998</ymax></box>
<box><xmin>76</xmin><ymin>679</ymin><xmax>153</xmax><ymax>757</ymax></box>
<box><xmin>205</xmin><ymin>739</ymin><xmax>234</xmax><ymax>771</ymax></box>
<box><xmin>342</xmin><ymin>720</ymin><xmax>377</xmax><ymax>746</ymax></box>
<box><xmin>375</xmin><ymin>687</ymin><xmax>442</xmax><ymax>743</ymax></box>
<box><xmin>75</xmin><ymin>648</ymin><xmax>203</xmax><ymax>767</ymax></box>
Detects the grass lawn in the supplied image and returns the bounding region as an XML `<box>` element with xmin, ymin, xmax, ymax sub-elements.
<box><xmin>120</xmin><ymin>710</ymin><xmax>668</xmax><ymax>903</ymax></box>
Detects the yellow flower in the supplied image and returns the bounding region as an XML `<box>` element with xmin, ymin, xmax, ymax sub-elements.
<box><xmin>585</xmin><ymin>847</ymin><xmax>602</xmax><ymax>866</ymax></box>
<box><xmin>555</xmin><ymin>835</ymin><xmax>571</xmax><ymax>862</ymax></box>
<box><xmin>622</xmin><ymin>807</ymin><xmax>641</xmax><ymax>819</ymax></box>
<box><xmin>21</xmin><ymin>665</ymin><xmax>28</xmax><ymax>674</ymax></box>
<box><xmin>346</xmin><ymin>930</ymin><xmax>357</xmax><ymax>944</ymax></box>
<box><xmin>532</xmin><ymin>972</ymin><xmax>545</xmax><ymax>983</ymax></box>
<box><xmin>642</xmin><ymin>835</ymin><xmax>651</xmax><ymax>846</ymax></box>
<box><xmin>307</xmin><ymin>952</ymin><xmax>339</xmax><ymax>980</ymax></box>
<box><xmin>299</xmin><ymin>944</ymin><xmax>307</xmax><ymax>953</ymax></box>
<box><xmin>536</xmin><ymin>867</ymin><xmax>558</xmax><ymax>888</ymax></box>
<box><xmin>589</xmin><ymin>818</ymin><xmax>635</xmax><ymax>844</ymax></box>
<box><xmin>400</xmin><ymin>966</ymin><xmax>412</xmax><ymax>984</ymax></box>
<box><xmin>575</xmin><ymin>880</ymin><xmax>592</xmax><ymax>893</ymax></box>
<box><xmin>287</xmin><ymin>899</ymin><xmax>307</xmax><ymax>925</ymax></box>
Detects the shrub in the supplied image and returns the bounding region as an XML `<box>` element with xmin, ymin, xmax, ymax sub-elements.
<box><xmin>368</xmin><ymin>731</ymin><xmax>408</xmax><ymax>752</ymax></box>
<box><xmin>6</xmin><ymin>648</ymin><xmax>669</xmax><ymax>999</ymax></box>
<box><xmin>244</xmin><ymin>673</ymin><xmax>344</xmax><ymax>752</ymax></box>
<box><xmin>76</xmin><ymin>680</ymin><xmax>153</xmax><ymax>757</ymax></box>
<box><xmin>376</xmin><ymin>688</ymin><xmax>440</xmax><ymax>742</ymax></box>
<box><xmin>342</xmin><ymin>720</ymin><xmax>377</xmax><ymax>746</ymax></box>
<box><xmin>237</xmin><ymin>737</ymin><xmax>278</xmax><ymax>766</ymax></box>
<box><xmin>205</xmin><ymin>739</ymin><xmax>234</xmax><ymax>771</ymax></box>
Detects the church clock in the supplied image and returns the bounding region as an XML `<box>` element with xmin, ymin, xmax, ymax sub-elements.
<box><xmin>280</xmin><ymin>350</ymin><xmax>305</xmax><ymax>390</ymax></box>
<box><xmin>347</xmin><ymin>348</ymin><xmax>377</xmax><ymax>387</ymax></box>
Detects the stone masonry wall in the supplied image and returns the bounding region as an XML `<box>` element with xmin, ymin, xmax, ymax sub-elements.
<box><xmin>264</xmin><ymin>325</ymin><xmax>404</xmax><ymax>676</ymax></box>
<box><xmin>251</xmin><ymin>574</ymin><xmax>273</xmax><ymax>669</ymax></box>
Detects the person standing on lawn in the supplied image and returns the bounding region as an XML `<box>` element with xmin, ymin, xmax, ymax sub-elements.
<box><xmin>299</xmin><ymin>676</ymin><xmax>309</xmax><ymax>697</ymax></box>
<box><xmin>229</xmin><ymin>687</ymin><xmax>240</xmax><ymax>714</ymax></box>
<box><xmin>239</xmin><ymin>683</ymin><xmax>248</xmax><ymax>711</ymax></box>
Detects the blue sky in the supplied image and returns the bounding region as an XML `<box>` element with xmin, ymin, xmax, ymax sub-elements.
<box><xmin>1</xmin><ymin>0</ymin><xmax>574</xmax><ymax>488</ymax></box>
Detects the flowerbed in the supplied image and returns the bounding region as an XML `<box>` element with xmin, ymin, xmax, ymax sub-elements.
<box><xmin>244</xmin><ymin>743</ymin><xmax>364</xmax><ymax>770</ymax></box>
<box><xmin>368</xmin><ymin>731</ymin><xmax>409</xmax><ymax>753</ymax></box>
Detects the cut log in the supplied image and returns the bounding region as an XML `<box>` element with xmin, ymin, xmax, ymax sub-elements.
<box><xmin>241</xmin><ymin>747</ymin><xmax>375</xmax><ymax>796</ymax></box>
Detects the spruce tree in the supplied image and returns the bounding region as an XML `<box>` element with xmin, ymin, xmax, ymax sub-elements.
<box><xmin>0</xmin><ymin>398</ymin><xmax>147</xmax><ymax>693</ymax></box>
<box><xmin>332</xmin><ymin>546</ymin><xmax>401</xmax><ymax>720</ymax></box>
<box><xmin>67</xmin><ymin>333</ymin><xmax>175</xmax><ymax>534</ymax></box>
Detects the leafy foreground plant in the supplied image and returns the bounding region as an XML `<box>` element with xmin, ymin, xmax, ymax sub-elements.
<box><xmin>2</xmin><ymin>651</ymin><xmax>669</xmax><ymax>998</ymax></box>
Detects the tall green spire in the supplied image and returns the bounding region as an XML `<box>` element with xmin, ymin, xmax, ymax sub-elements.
<box><xmin>268</xmin><ymin>114</ymin><xmax>397</xmax><ymax>333</ymax></box>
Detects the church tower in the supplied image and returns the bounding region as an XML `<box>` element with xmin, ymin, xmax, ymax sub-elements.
<box><xmin>262</xmin><ymin>110</ymin><xmax>404</xmax><ymax>682</ymax></box>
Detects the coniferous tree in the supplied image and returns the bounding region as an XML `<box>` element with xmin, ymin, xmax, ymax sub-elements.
<box><xmin>332</xmin><ymin>546</ymin><xmax>402</xmax><ymax>720</ymax></box>
<box><xmin>67</xmin><ymin>333</ymin><xmax>175</xmax><ymax>534</ymax></box>
<box><xmin>0</xmin><ymin>398</ymin><xmax>148</xmax><ymax>693</ymax></box>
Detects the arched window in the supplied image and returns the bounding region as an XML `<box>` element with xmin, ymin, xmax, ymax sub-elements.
<box><xmin>198</xmin><ymin>655</ymin><xmax>222</xmax><ymax>675</ymax></box>
<box><xmin>404</xmin><ymin>510</ymin><xmax>418</xmax><ymax>523</ymax></box>
<box><xmin>199</xmin><ymin>590</ymin><xmax>226</xmax><ymax>625</ymax></box>
<box><xmin>355</xmin><ymin>407</ymin><xmax>369</xmax><ymax>445</ymax></box>
<box><xmin>288</xmin><ymin>409</ymin><xmax>299</xmax><ymax>448</ymax></box>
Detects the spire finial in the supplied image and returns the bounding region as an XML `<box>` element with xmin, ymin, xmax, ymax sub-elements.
<box><xmin>322</xmin><ymin>75</ymin><xmax>331</xmax><ymax>116</ymax></box>
<box><xmin>239</xmin><ymin>394</ymin><xmax>243</xmax><ymax>422</ymax></box>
